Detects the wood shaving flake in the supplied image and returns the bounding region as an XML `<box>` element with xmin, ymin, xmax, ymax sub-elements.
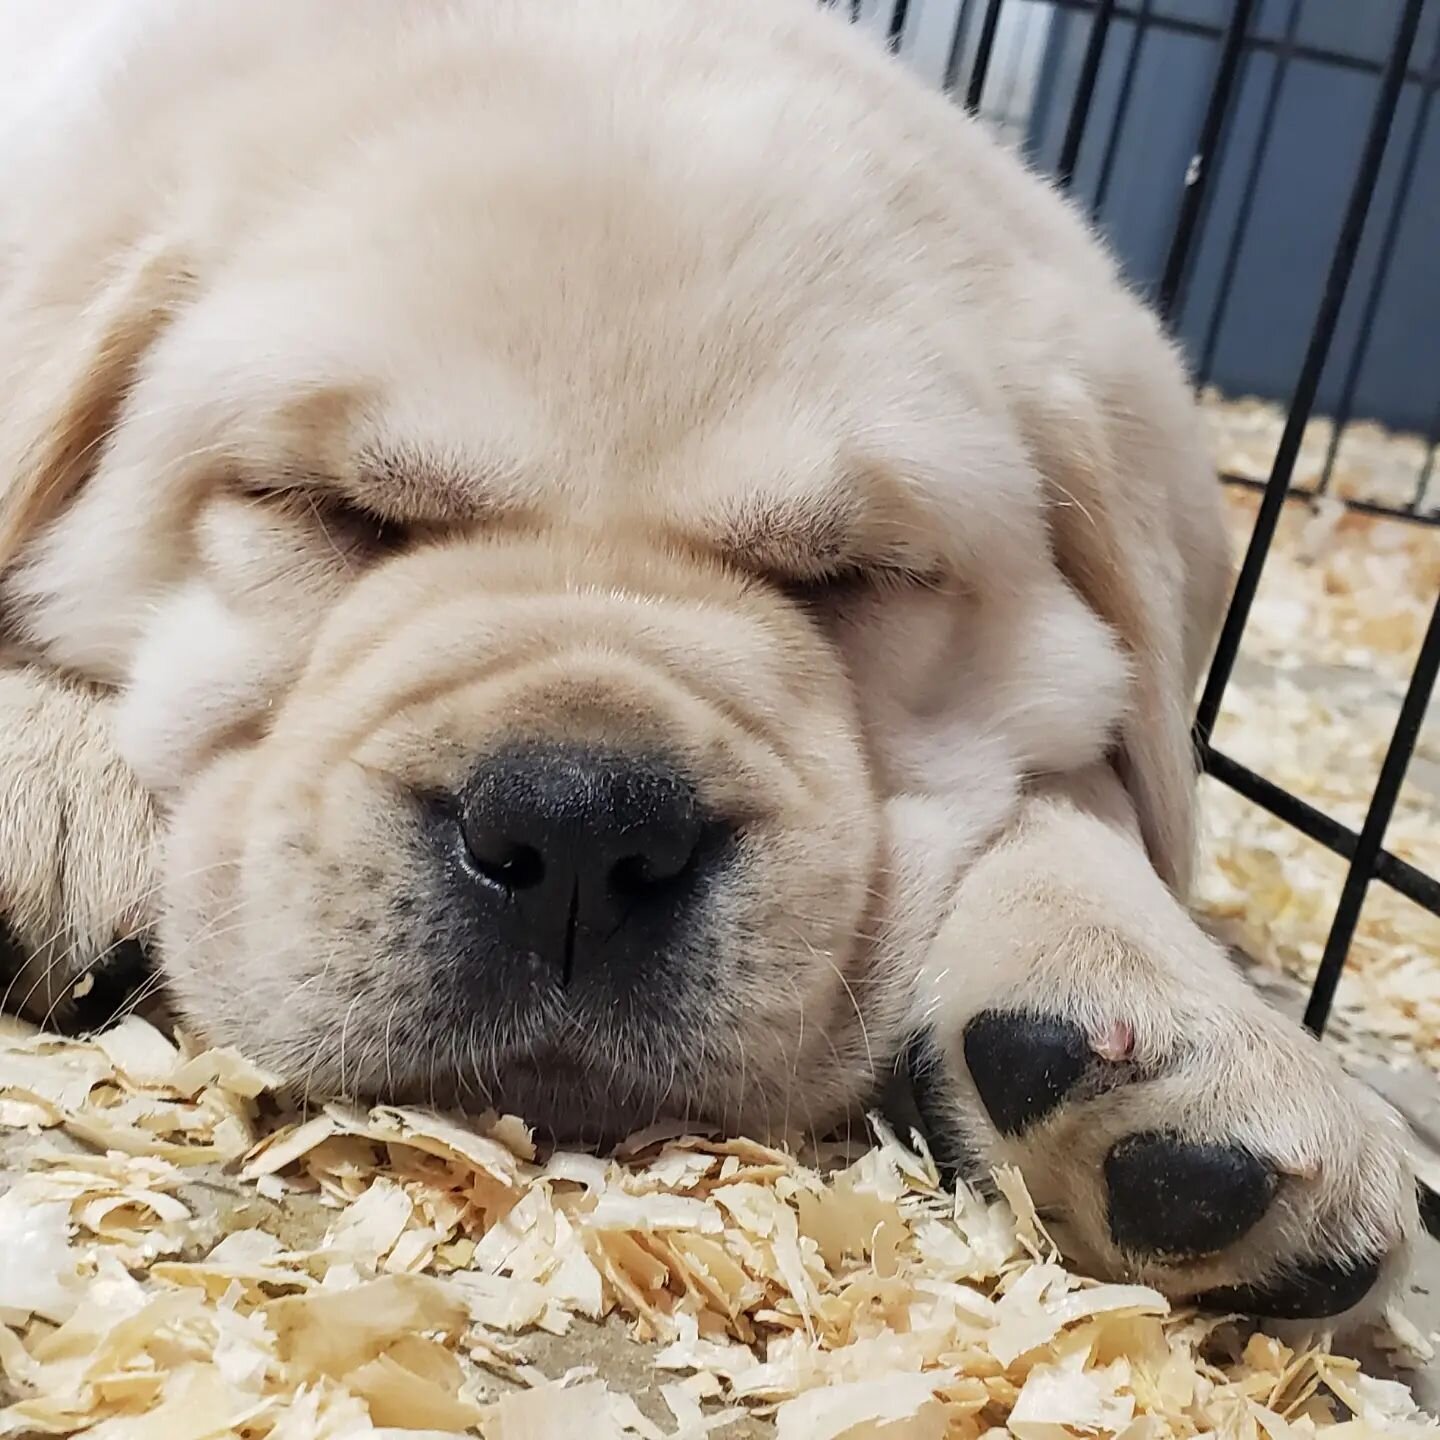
<box><xmin>1</xmin><ymin>1015</ymin><xmax>1434</xmax><ymax>1437</ymax></box>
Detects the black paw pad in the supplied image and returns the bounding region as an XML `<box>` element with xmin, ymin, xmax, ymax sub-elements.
<box><xmin>963</xmin><ymin>1011</ymin><xmax>1091</xmax><ymax>1137</ymax></box>
<box><xmin>1198</xmin><ymin>1253</ymin><xmax>1383</xmax><ymax>1320</ymax></box>
<box><xmin>1106</xmin><ymin>1132</ymin><xmax>1277</xmax><ymax>1258</ymax></box>
<box><xmin>66</xmin><ymin>938</ymin><xmax>154</xmax><ymax>1033</ymax></box>
<box><xmin>0</xmin><ymin>917</ymin><xmax>25</xmax><ymax>984</ymax></box>
<box><xmin>902</xmin><ymin>1030</ymin><xmax>981</xmax><ymax>1183</ymax></box>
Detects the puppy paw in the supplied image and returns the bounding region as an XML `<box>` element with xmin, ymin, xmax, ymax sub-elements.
<box><xmin>920</xmin><ymin>947</ymin><xmax>1419</xmax><ymax>1320</ymax></box>
<box><xmin>0</xmin><ymin>667</ymin><xmax>160</xmax><ymax>1029</ymax></box>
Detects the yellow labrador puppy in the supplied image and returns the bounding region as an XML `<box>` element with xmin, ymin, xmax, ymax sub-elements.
<box><xmin>0</xmin><ymin>0</ymin><xmax>1416</xmax><ymax>1316</ymax></box>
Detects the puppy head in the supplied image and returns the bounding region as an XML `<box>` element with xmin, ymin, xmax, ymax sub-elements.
<box><xmin>1</xmin><ymin>79</ymin><xmax>1136</xmax><ymax>1142</ymax></box>
<box><xmin>157</xmin><ymin>519</ymin><xmax>889</xmax><ymax>1142</ymax></box>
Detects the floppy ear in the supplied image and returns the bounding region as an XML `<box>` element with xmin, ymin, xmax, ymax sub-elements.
<box><xmin>0</xmin><ymin>237</ymin><xmax>190</xmax><ymax>575</ymax></box>
<box><xmin>1034</xmin><ymin>379</ymin><xmax>1231</xmax><ymax>901</ymax></box>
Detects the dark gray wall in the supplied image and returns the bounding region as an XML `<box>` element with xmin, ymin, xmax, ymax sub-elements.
<box><xmin>1026</xmin><ymin>0</ymin><xmax>1440</xmax><ymax>434</ymax></box>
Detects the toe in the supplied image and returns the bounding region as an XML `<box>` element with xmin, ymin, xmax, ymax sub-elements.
<box><xmin>1198</xmin><ymin>1252</ymin><xmax>1383</xmax><ymax>1319</ymax></box>
<box><xmin>0</xmin><ymin>916</ymin><xmax>25</xmax><ymax>984</ymax></box>
<box><xmin>903</xmin><ymin>1030</ymin><xmax>981</xmax><ymax>1181</ymax></box>
<box><xmin>64</xmin><ymin>937</ymin><xmax>154</xmax><ymax>1033</ymax></box>
<box><xmin>1105</xmin><ymin>1131</ymin><xmax>1277</xmax><ymax>1258</ymax></box>
<box><xmin>963</xmin><ymin>1010</ymin><xmax>1092</xmax><ymax>1137</ymax></box>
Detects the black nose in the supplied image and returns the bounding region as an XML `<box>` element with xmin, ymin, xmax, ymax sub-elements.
<box><xmin>456</xmin><ymin>746</ymin><xmax>729</xmax><ymax>984</ymax></box>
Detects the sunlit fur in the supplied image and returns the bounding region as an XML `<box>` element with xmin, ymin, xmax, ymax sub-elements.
<box><xmin>0</xmin><ymin>0</ymin><xmax>1415</xmax><ymax>1306</ymax></box>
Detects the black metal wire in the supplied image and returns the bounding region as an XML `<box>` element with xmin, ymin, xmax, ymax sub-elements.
<box><xmin>965</xmin><ymin>0</ymin><xmax>1006</xmax><ymax>114</ymax></box>
<box><xmin>994</xmin><ymin>1</ymin><xmax>1041</xmax><ymax>132</ymax></box>
<box><xmin>1423</xmin><ymin>1185</ymin><xmax>1440</xmax><ymax>1238</ymax></box>
<box><xmin>887</xmin><ymin>0</ymin><xmax>911</xmax><ymax>52</ymax></box>
<box><xmin>942</xmin><ymin>0</ymin><xmax>976</xmax><ymax>96</ymax></box>
<box><xmin>1193</xmin><ymin>0</ymin><xmax>1428</xmax><ymax>748</ymax></box>
<box><xmin>1304</xmin><ymin>595</ymin><xmax>1440</xmax><ymax>1033</ymax></box>
<box><xmin>1157</xmin><ymin>0</ymin><xmax>1256</xmax><ymax>324</ymax></box>
<box><xmin>1090</xmin><ymin>0</ymin><xmax>1153</xmax><ymax>219</ymax></box>
<box><xmin>1043</xmin><ymin>0</ymin><xmax>1438</xmax><ymax>89</ymax></box>
<box><xmin>1195</xmin><ymin>0</ymin><xmax>1303</xmax><ymax>388</ymax></box>
<box><xmin>1200</xmin><ymin>744</ymin><xmax>1440</xmax><ymax>917</ymax></box>
<box><xmin>1055</xmin><ymin>0</ymin><xmax>1117</xmax><ymax>188</ymax></box>
<box><xmin>1317</xmin><ymin>20</ymin><xmax>1440</xmax><ymax>498</ymax></box>
<box><xmin>1220</xmin><ymin>472</ymin><xmax>1440</xmax><ymax>529</ymax></box>
<box><xmin>1416</xmin><ymin>402</ymin><xmax>1440</xmax><ymax>516</ymax></box>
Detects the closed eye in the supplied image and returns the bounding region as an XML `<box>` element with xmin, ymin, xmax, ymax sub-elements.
<box><xmin>238</xmin><ymin>481</ymin><xmax>412</xmax><ymax>557</ymax></box>
<box><xmin>304</xmin><ymin>491</ymin><xmax>411</xmax><ymax>555</ymax></box>
<box><xmin>782</xmin><ymin>562</ymin><xmax>942</xmax><ymax>606</ymax></box>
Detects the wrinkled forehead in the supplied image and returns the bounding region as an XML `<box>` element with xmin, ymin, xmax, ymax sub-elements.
<box><xmin>148</xmin><ymin>184</ymin><xmax>1043</xmax><ymax>583</ymax></box>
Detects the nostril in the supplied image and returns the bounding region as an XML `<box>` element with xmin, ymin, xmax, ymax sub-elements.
<box><xmin>610</xmin><ymin>845</ymin><xmax>693</xmax><ymax>895</ymax></box>
<box><xmin>463</xmin><ymin>826</ymin><xmax>546</xmax><ymax>890</ymax></box>
<box><xmin>452</xmin><ymin>751</ymin><xmax>733</xmax><ymax>961</ymax></box>
<box><xmin>607</xmin><ymin>815</ymin><xmax>725</xmax><ymax>898</ymax></box>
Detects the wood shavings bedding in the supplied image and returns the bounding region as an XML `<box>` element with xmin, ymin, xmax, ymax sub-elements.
<box><xmin>3</xmin><ymin>412</ymin><xmax>1436</xmax><ymax>1435</ymax></box>
<box><xmin>1200</xmin><ymin>391</ymin><xmax>1439</xmax><ymax>518</ymax></box>
<box><xmin>1194</xmin><ymin>480</ymin><xmax>1440</xmax><ymax>1076</ymax></box>
<box><xmin>0</xmin><ymin>1015</ymin><xmax>1434</xmax><ymax>1438</ymax></box>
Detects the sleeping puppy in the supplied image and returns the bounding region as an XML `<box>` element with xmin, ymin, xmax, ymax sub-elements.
<box><xmin>0</xmin><ymin>0</ymin><xmax>1416</xmax><ymax>1318</ymax></box>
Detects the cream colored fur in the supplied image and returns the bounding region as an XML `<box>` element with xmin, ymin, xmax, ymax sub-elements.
<box><xmin>0</xmin><ymin>0</ymin><xmax>1415</xmax><ymax>1310</ymax></box>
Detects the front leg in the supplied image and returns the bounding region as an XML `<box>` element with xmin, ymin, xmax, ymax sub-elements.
<box><xmin>0</xmin><ymin>664</ymin><xmax>160</xmax><ymax>1028</ymax></box>
<box><xmin>913</xmin><ymin>764</ymin><xmax>1418</xmax><ymax>1319</ymax></box>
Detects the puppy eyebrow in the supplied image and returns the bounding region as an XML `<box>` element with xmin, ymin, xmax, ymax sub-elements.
<box><xmin>349</xmin><ymin>442</ymin><xmax>520</xmax><ymax>524</ymax></box>
<box><xmin>714</xmin><ymin>494</ymin><xmax>859</xmax><ymax>579</ymax></box>
<box><xmin>713</xmin><ymin>488</ymin><xmax>947</xmax><ymax>587</ymax></box>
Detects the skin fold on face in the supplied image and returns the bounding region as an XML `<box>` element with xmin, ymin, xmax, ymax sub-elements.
<box><xmin>160</xmin><ymin>528</ymin><xmax>890</xmax><ymax>1145</ymax></box>
<box><xmin>9</xmin><ymin>177</ymin><xmax>1133</xmax><ymax>1146</ymax></box>
<box><xmin>0</xmin><ymin>0</ymin><xmax>1144</xmax><ymax>1147</ymax></box>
